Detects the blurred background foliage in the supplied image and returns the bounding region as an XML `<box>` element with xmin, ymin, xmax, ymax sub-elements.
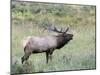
<box><xmin>12</xmin><ymin>1</ymin><xmax>95</xmax><ymax>28</ymax></box>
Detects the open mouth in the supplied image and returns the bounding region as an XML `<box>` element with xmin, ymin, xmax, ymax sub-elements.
<box><xmin>71</xmin><ymin>35</ymin><xmax>73</xmax><ymax>40</ymax></box>
<box><xmin>70</xmin><ymin>36</ymin><xmax>73</xmax><ymax>40</ymax></box>
<box><xmin>71</xmin><ymin>37</ymin><xmax>73</xmax><ymax>40</ymax></box>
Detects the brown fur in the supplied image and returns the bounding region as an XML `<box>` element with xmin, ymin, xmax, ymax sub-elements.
<box><xmin>21</xmin><ymin>32</ymin><xmax>73</xmax><ymax>64</ymax></box>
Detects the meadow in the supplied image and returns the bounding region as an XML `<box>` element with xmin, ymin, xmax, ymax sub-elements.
<box><xmin>11</xmin><ymin>1</ymin><xmax>96</xmax><ymax>74</ymax></box>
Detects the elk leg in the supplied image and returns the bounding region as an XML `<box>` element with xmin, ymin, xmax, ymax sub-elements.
<box><xmin>49</xmin><ymin>55</ymin><xmax>52</xmax><ymax>61</ymax></box>
<box><xmin>49</xmin><ymin>49</ymin><xmax>54</xmax><ymax>61</ymax></box>
<box><xmin>21</xmin><ymin>52</ymin><xmax>31</xmax><ymax>64</ymax></box>
<box><xmin>46</xmin><ymin>52</ymin><xmax>49</xmax><ymax>64</ymax></box>
<box><xmin>21</xmin><ymin>56</ymin><xmax>24</xmax><ymax>64</ymax></box>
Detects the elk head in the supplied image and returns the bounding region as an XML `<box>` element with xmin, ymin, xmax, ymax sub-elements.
<box><xmin>48</xmin><ymin>25</ymin><xmax>73</xmax><ymax>49</ymax></box>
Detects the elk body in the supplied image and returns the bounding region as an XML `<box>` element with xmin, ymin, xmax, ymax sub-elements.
<box><xmin>21</xmin><ymin>27</ymin><xmax>73</xmax><ymax>64</ymax></box>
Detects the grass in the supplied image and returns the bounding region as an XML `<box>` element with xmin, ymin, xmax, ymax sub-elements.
<box><xmin>11</xmin><ymin>24</ymin><xmax>96</xmax><ymax>74</ymax></box>
<box><xmin>11</xmin><ymin>1</ymin><xmax>96</xmax><ymax>74</ymax></box>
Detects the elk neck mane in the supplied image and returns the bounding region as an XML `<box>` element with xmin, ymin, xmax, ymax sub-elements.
<box><xmin>55</xmin><ymin>34</ymin><xmax>69</xmax><ymax>49</ymax></box>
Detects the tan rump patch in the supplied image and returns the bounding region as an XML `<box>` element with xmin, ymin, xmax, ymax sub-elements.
<box><xmin>22</xmin><ymin>36</ymin><xmax>32</xmax><ymax>47</ymax></box>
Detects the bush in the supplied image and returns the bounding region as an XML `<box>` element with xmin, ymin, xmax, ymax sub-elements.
<box><xmin>38</xmin><ymin>18</ymin><xmax>51</xmax><ymax>28</ymax></box>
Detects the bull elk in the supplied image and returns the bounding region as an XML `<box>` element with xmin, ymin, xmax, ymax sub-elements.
<box><xmin>21</xmin><ymin>26</ymin><xmax>73</xmax><ymax>64</ymax></box>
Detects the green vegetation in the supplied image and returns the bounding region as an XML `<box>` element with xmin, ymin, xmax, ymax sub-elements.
<box><xmin>11</xmin><ymin>1</ymin><xmax>96</xmax><ymax>74</ymax></box>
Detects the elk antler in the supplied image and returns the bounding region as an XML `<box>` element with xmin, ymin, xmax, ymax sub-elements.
<box><xmin>44</xmin><ymin>24</ymin><xmax>69</xmax><ymax>33</ymax></box>
<box><xmin>51</xmin><ymin>26</ymin><xmax>63</xmax><ymax>33</ymax></box>
<box><xmin>64</xmin><ymin>27</ymin><xmax>69</xmax><ymax>33</ymax></box>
